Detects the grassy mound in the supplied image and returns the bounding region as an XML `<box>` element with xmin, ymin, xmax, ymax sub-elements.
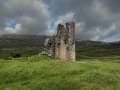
<box><xmin>0</xmin><ymin>55</ymin><xmax>120</xmax><ymax>90</ymax></box>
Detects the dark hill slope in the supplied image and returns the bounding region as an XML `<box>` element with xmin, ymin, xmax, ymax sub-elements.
<box><xmin>1</xmin><ymin>34</ymin><xmax>120</xmax><ymax>48</ymax></box>
<box><xmin>0</xmin><ymin>34</ymin><xmax>46</xmax><ymax>48</ymax></box>
<box><xmin>76</xmin><ymin>40</ymin><xmax>120</xmax><ymax>59</ymax></box>
<box><xmin>0</xmin><ymin>34</ymin><xmax>120</xmax><ymax>59</ymax></box>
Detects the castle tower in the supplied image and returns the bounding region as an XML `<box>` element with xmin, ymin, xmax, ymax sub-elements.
<box><xmin>42</xmin><ymin>21</ymin><xmax>76</xmax><ymax>61</ymax></box>
<box><xmin>66</xmin><ymin>22</ymin><xmax>75</xmax><ymax>61</ymax></box>
<box><xmin>55</xmin><ymin>21</ymin><xmax>76</xmax><ymax>61</ymax></box>
<box><xmin>55</xmin><ymin>24</ymin><xmax>66</xmax><ymax>60</ymax></box>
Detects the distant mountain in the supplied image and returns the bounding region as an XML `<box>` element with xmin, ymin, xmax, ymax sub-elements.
<box><xmin>76</xmin><ymin>40</ymin><xmax>120</xmax><ymax>48</ymax></box>
<box><xmin>0</xmin><ymin>34</ymin><xmax>47</xmax><ymax>48</ymax></box>
<box><xmin>0</xmin><ymin>34</ymin><xmax>120</xmax><ymax>48</ymax></box>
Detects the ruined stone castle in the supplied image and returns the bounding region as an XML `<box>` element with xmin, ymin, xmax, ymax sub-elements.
<box><xmin>42</xmin><ymin>21</ymin><xmax>75</xmax><ymax>61</ymax></box>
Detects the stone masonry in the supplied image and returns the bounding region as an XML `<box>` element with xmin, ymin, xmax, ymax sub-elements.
<box><xmin>42</xmin><ymin>21</ymin><xmax>75</xmax><ymax>61</ymax></box>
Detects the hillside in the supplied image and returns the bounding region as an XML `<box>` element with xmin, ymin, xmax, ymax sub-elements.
<box><xmin>76</xmin><ymin>41</ymin><xmax>120</xmax><ymax>59</ymax></box>
<box><xmin>0</xmin><ymin>55</ymin><xmax>120</xmax><ymax>90</ymax></box>
<box><xmin>0</xmin><ymin>34</ymin><xmax>120</xmax><ymax>60</ymax></box>
<box><xmin>0</xmin><ymin>34</ymin><xmax>46</xmax><ymax>48</ymax></box>
<box><xmin>1</xmin><ymin>34</ymin><xmax>120</xmax><ymax>49</ymax></box>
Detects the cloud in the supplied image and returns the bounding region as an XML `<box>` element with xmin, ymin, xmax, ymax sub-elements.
<box><xmin>48</xmin><ymin>12</ymin><xmax>75</xmax><ymax>35</ymax></box>
<box><xmin>4</xmin><ymin>24</ymin><xmax>21</xmax><ymax>34</ymax></box>
<box><xmin>49</xmin><ymin>12</ymin><xmax>86</xmax><ymax>40</ymax></box>
<box><xmin>103</xmin><ymin>0</ymin><xmax>120</xmax><ymax>13</ymax></box>
<box><xmin>47</xmin><ymin>0</ymin><xmax>120</xmax><ymax>41</ymax></box>
<box><xmin>0</xmin><ymin>0</ymin><xmax>49</xmax><ymax>34</ymax></box>
<box><xmin>0</xmin><ymin>0</ymin><xmax>120</xmax><ymax>41</ymax></box>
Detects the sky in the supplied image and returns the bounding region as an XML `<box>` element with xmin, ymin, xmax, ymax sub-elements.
<box><xmin>0</xmin><ymin>0</ymin><xmax>120</xmax><ymax>42</ymax></box>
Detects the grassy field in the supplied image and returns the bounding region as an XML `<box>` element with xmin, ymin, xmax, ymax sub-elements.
<box><xmin>0</xmin><ymin>55</ymin><xmax>120</xmax><ymax>90</ymax></box>
<box><xmin>0</xmin><ymin>48</ymin><xmax>42</xmax><ymax>60</ymax></box>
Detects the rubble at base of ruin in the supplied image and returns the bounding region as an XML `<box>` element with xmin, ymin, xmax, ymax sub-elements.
<box><xmin>42</xmin><ymin>21</ymin><xmax>76</xmax><ymax>61</ymax></box>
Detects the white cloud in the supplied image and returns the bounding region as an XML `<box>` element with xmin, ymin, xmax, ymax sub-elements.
<box><xmin>4</xmin><ymin>24</ymin><xmax>21</xmax><ymax>34</ymax></box>
<box><xmin>49</xmin><ymin>12</ymin><xmax>75</xmax><ymax>35</ymax></box>
<box><xmin>54</xmin><ymin>12</ymin><xmax>74</xmax><ymax>25</ymax></box>
<box><xmin>0</xmin><ymin>0</ymin><xmax>50</xmax><ymax>34</ymax></box>
<box><xmin>49</xmin><ymin>12</ymin><xmax>86</xmax><ymax>39</ymax></box>
<box><xmin>75</xmin><ymin>22</ymin><xmax>85</xmax><ymax>34</ymax></box>
<box><xmin>103</xmin><ymin>23</ymin><xmax>116</xmax><ymax>36</ymax></box>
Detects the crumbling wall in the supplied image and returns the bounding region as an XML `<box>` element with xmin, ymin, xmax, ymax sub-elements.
<box><xmin>42</xmin><ymin>21</ymin><xmax>76</xmax><ymax>61</ymax></box>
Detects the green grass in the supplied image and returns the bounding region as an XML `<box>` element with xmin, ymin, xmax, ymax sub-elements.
<box><xmin>0</xmin><ymin>55</ymin><xmax>120</xmax><ymax>90</ymax></box>
<box><xmin>0</xmin><ymin>48</ymin><xmax>42</xmax><ymax>60</ymax></box>
<box><xmin>76</xmin><ymin>47</ymin><xmax>120</xmax><ymax>59</ymax></box>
